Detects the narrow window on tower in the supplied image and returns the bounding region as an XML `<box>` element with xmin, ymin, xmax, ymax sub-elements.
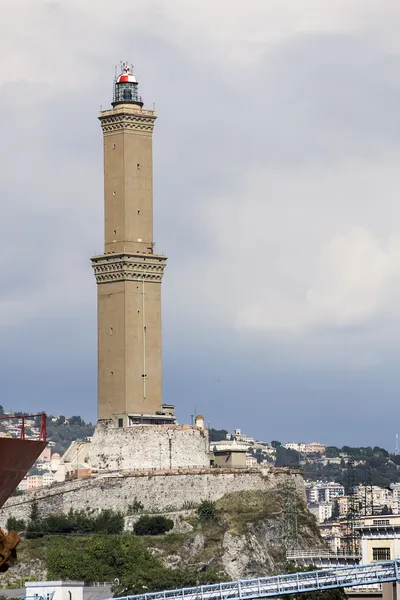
<box><xmin>137</xmin><ymin>210</ymin><xmax>141</xmax><ymax>215</ymax></box>
<box><xmin>113</xmin><ymin>144</ymin><xmax>116</xmax><ymax>150</ymax></box>
<box><xmin>137</xmin><ymin>164</ymin><xmax>140</xmax><ymax>169</ymax></box>
<box><xmin>113</xmin><ymin>191</ymin><xmax>116</xmax><ymax>196</ymax></box>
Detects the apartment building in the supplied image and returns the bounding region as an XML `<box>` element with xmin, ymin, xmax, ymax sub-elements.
<box><xmin>306</xmin><ymin>482</ymin><xmax>345</xmax><ymax>503</ymax></box>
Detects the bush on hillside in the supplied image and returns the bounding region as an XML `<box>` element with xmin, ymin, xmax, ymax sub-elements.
<box><xmin>197</xmin><ymin>500</ymin><xmax>217</xmax><ymax>522</ymax></box>
<box><xmin>45</xmin><ymin>534</ymin><xmax>221</xmax><ymax>593</ymax></box>
<box><xmin>133</xmin><ymin>515</ymin><xmax>173</xmax><ymax>536</ymax></box>
<box><xmin>25</xmin><ymin>508</ymin><xmax>124</xmax><ymax>539</ymax></box>
<box><xmin>6</xmin><ymin>517</ymin><xmax>26</xmax><ymax>532</ymax></box>
<box><xmin>127</xmin><ymin>498</ymin><xmax>144</xmax><ymax>514</ymax></box>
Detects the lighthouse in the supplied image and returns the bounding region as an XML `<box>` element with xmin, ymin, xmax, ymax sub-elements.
<box><xmin>91</xmin><ymin>63</ymin><xmax>174</xmax><ymax>427</ymax></box>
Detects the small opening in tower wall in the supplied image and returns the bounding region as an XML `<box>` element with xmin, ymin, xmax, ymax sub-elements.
<box><xmin>137</xmin><ymin>210</ymin><xmax>141</xmax><ymax>215</ymax></box>
<box><xmin>113</xmin><ymin>191</ymin><xmax>116</xmax><ymax>196</ymax></box>
<box><xmin>113</xmin><ymin>144</ymin><xmax>116</xmax><ymax>150</ymax></box>
<box><xmin>113</xmin><ymin>229</ymin><xmax>117</xmax><ymax>235</ymax></box>
<box><xmin>137</xmin><ymin>164</ymin><xmax>140</xmax><ymax>169</ymax></box>
<box><xmin>111</xmin><ymin>371</ymin><xmax>114</xmax><ymax>376</ymax></box>
<box><xmin>110</xmin><ymin>327</ymin><xmax>113</xmax><ymax>335</ymax></box>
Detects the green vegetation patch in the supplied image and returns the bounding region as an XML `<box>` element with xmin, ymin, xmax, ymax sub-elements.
<box><xmin>216</xmin><ymin>489</ymin><xmax>282</xmax><ymax>533</ymax></box>
<box><xmin>44</xmin><ymin>535</ymin><xmax>221</xmax><ymax>595</ymax></box>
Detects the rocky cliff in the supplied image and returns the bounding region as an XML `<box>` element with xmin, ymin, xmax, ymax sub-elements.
<box><xmin>0</xmin><ymin>485</ymin><xmax>324</xmax><ymax>588</ymax></box>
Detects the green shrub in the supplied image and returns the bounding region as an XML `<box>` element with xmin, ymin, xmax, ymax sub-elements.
<box><xmin>197</xmin><ymin>500</ymin><xmax>217</xmax><ymax>522</ymax></box>
<box><xmin>45</xmin><ymin>534</ymin><xmax>221</xmax><ymax>592</ymax></box>
<box><xmin>127</xmin><ymin>498</ymin><xmax>144</xmax><ymax>514</ymax></box>
<box><xmin>6</xmin><ymin>517</ymin><xmax>26</xmax><ymax>532</ymax></box>
<box><xmin>133</xmin><ymin>515</ymin><xmax>174</xmax><ymax>536</ymax></box>
<box><xmin>26</xmin><ymin>508</ymin><xmax>124</xmax><ymax>539</ymax></box>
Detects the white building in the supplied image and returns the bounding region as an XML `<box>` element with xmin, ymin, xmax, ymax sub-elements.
<box><xmin>246</xmin><ymin>455</ymin><xmax>258</xmax><ymax>467</ymax></box>
<box><xmin>306</xmin><ymin>482</ymin><xmax>345</xmax><ymax>504</ymax></box>
<box><xmin>26</xmin><ymin>581</ymin><xmax>84</xmax><ymax>600</ymax></box>
<box><xmin>232</xmin><ymin>429</ymin><xmax>255</xmax><ymax>445</ymax></box>
<box><xmin>43</xmin><ymin>472</ymin><xmax>55</xmax><ymax>487</ymax></box>
<box><xmin>17</xmin><ymin>478</ymin><xmax>28</xmax><ymax>492</ymax></box>
<box><xmin>309</xmin><ymin>502</ymin><xmax>333</xmax><ymax>523</ymax></box>
<box><xmin>285</xmin><ymin>442</ymin><xmax>306</xmax><ymax>453</ymax></box>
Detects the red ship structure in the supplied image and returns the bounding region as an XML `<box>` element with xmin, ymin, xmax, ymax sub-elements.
<box><xmin>0</xmin><ymin>413</ymin><xmax>47</xmax><ymax>572</ymax></box>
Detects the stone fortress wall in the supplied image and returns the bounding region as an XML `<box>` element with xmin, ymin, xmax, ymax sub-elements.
<box><xmin>0</xmin><ymin>467</ymin><xmax>304</xmax><ymax>529</ymax></box>
<box><xmin>89</xmin><ymin>422</ymin><xmax>210</xmax><ymax>472</ymax></box>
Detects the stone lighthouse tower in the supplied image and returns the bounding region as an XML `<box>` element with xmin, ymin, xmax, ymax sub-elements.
<box><xmin>91</xmin><ymin>64</ymin><xmax>174</xmax><ymax>428</ymax></box>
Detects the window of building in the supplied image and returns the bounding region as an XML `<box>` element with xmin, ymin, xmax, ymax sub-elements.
<box><xmin>373</xmin><ymin>519</ymin><xmax>390</xmax><ymax>526</ymax></box>
<box><xmin>372</xmin><ymin>548</ymin><xmax>391</xmax><ymax>561</ymax></box>
<box><xmin>118</xmin><ymin>418</ymin><xmax>123</xmax><ymax>428</ymax></box>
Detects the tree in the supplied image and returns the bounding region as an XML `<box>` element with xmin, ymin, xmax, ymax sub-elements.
<box><xmin>6</xmin><ymin>517</ymin><xmax>25</xmax><ymax>532</ymax></box>
<box><xmin>331</xmin><ymin>499</ymin><xmax>340</xmax><ymax>520</ymax></box>
<box><xmin>134</xmin><ymin>516</ymin><xmax>174</xmax><ymax>536</ymax></box>
<box><xmin>209</xmin><ymin>428</ymin><xmax>228</xmax><ymax>442</ymax></box>
<box><xmin>275</xmin><ymin>446</ymin><xmax>300</xmax><ymax>467</ymax></box>
<box><xmin>271</xmin><ymin>440</ymin><xmax>282</xmax><ymax>448</ymax></box>
<box><xmin>69</xmin><ymin>416</ymin><xmax>84</xmax><ymax>426</ymax></box>
<box><xmin>29</xmin><ymin>500</ymin><xmax>40</xmax><ymax>522</ymax></box>
<box><xmin>326</xmin><ymin>446</ymin><xmax>340</xmax><ymax>458</ymax></box>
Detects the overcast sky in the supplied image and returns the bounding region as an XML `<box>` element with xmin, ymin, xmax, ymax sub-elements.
<box><xmin>2</xmin><ymin>1</ymin><xmax>400</xmax><ymax>448</ymax></box>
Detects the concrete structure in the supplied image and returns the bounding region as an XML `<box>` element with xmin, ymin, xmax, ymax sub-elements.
<box><xmin>50</xmin><ymin>453</ymin><xmax>61</xmax><ymax>472</ymax></box>
<box><xmin>306</xmin><ymin>482</ymin><xmax>345</xmax><ymax>503</ymax></box>
<box><xmin>91</xmin><ymin>63</ymin><xmax>172</xmax><ymax>427</ymax></box>
<box><xmin>27</xmin><ymin>476</ymin><xmax>43</xmax><ymax>491</ymax></box>
<box><xmin>357</xmin><ymin>515</ymin><xmax>400</xmax><ymax>564</ymax></box>
<box><xmin>195</xmin><ymin>415</ymin><xmax>205</xmax><ymax>429</ymax></box>
<box><xmin>17</xmin><ymin>478</ymin><xmax>27</xmax><ymax>492</ymax></box>
<box><xmin>305</xmin><ymin>442</ymin><xmax>326</xmax><ymax>454</ymax></box>
<box><xmin>25</xmin><ymin>581</ymin><xmax>83</xmax><ymax>600</ymax></box>
<box><xmin>354</xmin><ymin>486</ymin><xmax>397</xmax><ymax>516</ymax></box>
<box><xmin>89</xmin><ymin>421</ymin><xmax>210</xmax><ymax>472</ymax></box>
<box><xmin>0</xmin><ymin>467</ymin><xmax>303</xmax><ymax>528</ymax></box>
<box><xmin>210</xmin><ymin>440</ymin><xmax>248</xmax><ymax>469</ymax></box>
<box><xmin>308</xmin><ymin>502</ymin><xmax>333</xmax><ymax>523</ymax></box>
<box><xmin>285</xmin><ymin>443</ymin><xmax>306</xmax><ymax>453</ymax></box>
<box><xmin>231</xmin><ymin>429</ymin><xmax>256</xmax><ymax>445</ymax></box>
<box><xmin>285</xmin><ymin>442</ymin><xmax>326</xmax><ymax>454</ymax></box>
<box><xmin>42</xmin><ymin>472</ymin><xmax>54</xmax><ymax>487</ymax></box>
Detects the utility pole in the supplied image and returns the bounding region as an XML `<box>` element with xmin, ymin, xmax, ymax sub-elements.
<box><xmin>345</xmin><ymin>458</ymin><xmax>359</xmax><ymax>554</ymax></box>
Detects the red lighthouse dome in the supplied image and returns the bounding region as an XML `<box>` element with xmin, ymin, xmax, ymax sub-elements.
<box><xmin>112</xmin><ymin>62</ymin><xmax>142</xmax><ymax>107</ymax></box>
<box><xmin>116</xmin><ymin>64</ymin><xmax>137</xmax><ymax>84</ymax></box>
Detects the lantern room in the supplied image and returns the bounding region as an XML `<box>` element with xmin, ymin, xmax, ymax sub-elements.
<box><xmin>112</xmin><ymin>63</ymin><xmax>143</xmax><ymax>107</ymax></box>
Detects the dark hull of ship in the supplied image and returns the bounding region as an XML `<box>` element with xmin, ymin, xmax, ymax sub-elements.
<box><xmin>0</xmin><ymin>438</ymin><xmax>47</xmax><ymax>508</ymax></box>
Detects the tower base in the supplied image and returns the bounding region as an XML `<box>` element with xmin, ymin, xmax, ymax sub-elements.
<box><xmin>89</xmin><ymin>420</ymin><xmax>210</xmax><ymax>472</ymax></box>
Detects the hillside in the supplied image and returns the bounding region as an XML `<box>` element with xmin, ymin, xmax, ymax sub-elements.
<box><xmin>1</xmin><ymin>488</ymin><xmax>323</xmax><ymax>593</ymax></box>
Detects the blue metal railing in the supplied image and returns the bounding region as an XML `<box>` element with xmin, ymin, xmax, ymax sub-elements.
<box><xmin>112</xmin><ymin>559</ymin><xmax>400</xmax><ymax>600</ymax></box>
